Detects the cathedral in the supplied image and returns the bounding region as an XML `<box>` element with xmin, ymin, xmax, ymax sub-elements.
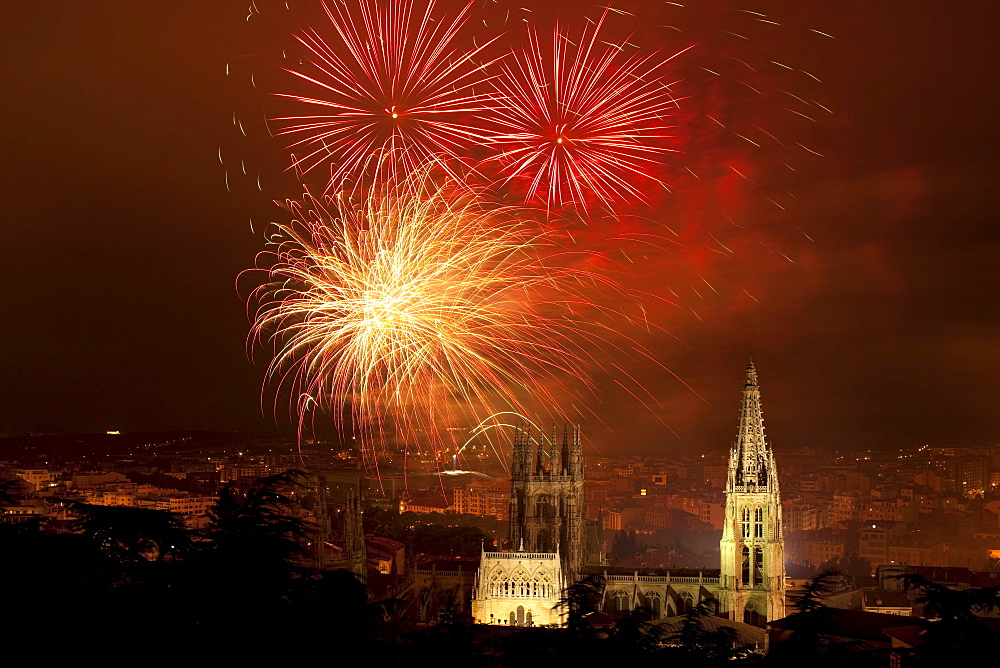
<box><xmin>472</xmin><ymin>361</ymin><xmax>785</xmax><ymax>627</ymax></box>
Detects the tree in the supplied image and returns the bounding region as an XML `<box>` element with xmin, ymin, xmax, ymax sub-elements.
<box><xmin>899</xmin><ymin>573</ymin><xmax>1000</xmax><ymax>665</ymax></box>
<box><xmin>70</xmin><ymin>502</ymin><xmax>190</xmax><ymax>565</ymax></box>
<box><xmin>187</xmin><ymin>469</ymin><xmax>312</xmax><ymax>637</ymax></box>
<box><xmin>791</xmin><ymin>570</ymin><xmax>839</xmax><ymax>612</ymax></box>
<box><xmin>669</xmin><ymin>600</ymin><xmax>743</xmax><ymax>662</ymax></box>
<box><xmin>900</xmin><ymin>573</ymin><xmax>1000</xmax><ymax>622</ymax></box>
<box><xmin>0</xmin><ymin>477</ymin><xmax>25</xmax><ymax>505</ymax></box>
<box><xmin>611</xmin><ymin>529</ymin><xmax>643</xmax><ymax>562</ymax></box>
<box><xmin>200</xmin><ymin>471</ymin><xmax>310</xmax><ymax>592</ymax></box>
<box><xmin>771</xmin><ymin>570</ymin><xmax>841</xmax><ymax>662</ymax></box>
<box><xmin>554</xmin><ymin>573</ymin><xmax>605</xmax><ymax>636</ymax></box>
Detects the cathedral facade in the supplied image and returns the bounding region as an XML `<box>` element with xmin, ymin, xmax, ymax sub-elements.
<box><xmin>471</xmin><ymin>549</ymin><xmax>567</xmax><ymax>626</ymax></box>
<box><xmin>472</xmin><ymin>361</ymin><xmax>785</xmax><ymax>627</ymax></box>
<box><xmin>508</xmin><ymin>424</ymin><xmax>585</xmax><ymax>579</ymax></box>
<box><xmin>471</xmin><ymin>424</ymin><xmax>583</xmax><ymax>626</ymax></box>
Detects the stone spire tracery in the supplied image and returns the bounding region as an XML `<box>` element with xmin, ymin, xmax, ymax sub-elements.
<box><xmin>720</xmin><ymin>360</ymin><xmax>785</xmax><ymax>626</ymax></box>
<box><xmin>730</xmin><ymin>360</ymin><xmax>774</xmax><ymax>492</ymax></box>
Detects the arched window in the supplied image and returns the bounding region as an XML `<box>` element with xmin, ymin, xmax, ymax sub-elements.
<box><xmin>744</xmin><ymin>600</ymin><xmax>762</xmax><ymax>627</ymax></box>
<box><xmin>677</xmin><ymin>591</ymin><xmax>694</xmax><ymax>614</ymax></box>
<box><xmin>741</xmin><ymin>507</ymin><xmax>751</xmax><ymax>538</ymax></box>
<box><xmin>613</xmin><ymin>589</ymin><xmax>631</xmax><ymax>613</ymax></box>
<box><xmin>643</xmin><ymin>591</ymin><xmax>662</xmax><ymax>618</ymax></box>
<box><xmin>536</xmin><ymin>529</ymin><xmax>553</xmax><ymax>553</ymax></box>
<box><xmin>754</xmin><ymin>547</ymin><xmax>764</xmax><ymax>584</ymax></box>
<box><xmin>754</xmin><ymin>507</ymin><xmax>764</xmax><ymax>538</ymax></box>
<box><xmin>742</xmin><ymin>546</ymin><xmax>751</xmax><ymax>584</ymax></box>
<box><xmin>512</xmin><ymin>569</ymin><xmax>527</xmax><ymax>597</ymax></box>
<box><xmin>516</xmin><ymin>605</ymin><xmax>526</xmax><ymax>626</ymax></box>
<box><xmin>526</xmin><ymin>611</ymin><xmax>533</xmax><ymax>626</ymax></box>
<box><xmin>535</xmin><ymin>495</ymin><xmax>555</xmax><ymax>518</ymax></box>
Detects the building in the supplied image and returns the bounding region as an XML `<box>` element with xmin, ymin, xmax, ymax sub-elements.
<box><xmin>471</xmin><ymin>361</ymin><xmax>788</xmax><ymax>628</ymax></box>
<box><xmin>508</xmin><ymin>424</ymin><xmax>585</xmax><ymax>580</ymax></box>
<box><xmin>860</xmin><ymin>521</ymin><xmax>906</xmax><ymax>570</ymax></box>
<box><xmin>787</xmin><ymin>528</ymin><xmax>853</xmax><ymax>569</ymax></box>
<box><xmin>471</xmin><ymin>548</ymin><xmax>566</xmax><ymax>626</ymax></box>
<box><xmin>831</xmin><ymin>490</ymin><xmax>865</xmax><ymax>523</ymax></box>
<box><xmin>366</xmin><ymin>535</ymin><xmax>405</xmax><ymax>576</ymax></box>
<box><xmin>413</xmin><ymin>557</ymin><xmax>479</xmax><ymax>624</ymax></box>
<box><xmin>471</xmin><ymin>423</ymin><xmax>584</xmax><ymax>626</ymax></box>
<box><xmin>862</xmin><ymin>589</ymin><xmax>913</xmax><ymax>616</ymax></box>
<box><xmin>862</xmin><ymin>498</ymin><xmax>918</xmax><ymax>524</ymax></box>
<box><xmin>453</xmin><ymin>481</ymin><xmax>510</xmax><ymax>521</ymax></box>
<box><xmin>401</xmin><ymin>492</ymin><xmax>453</xmax><ymax>514</ymax></box>
<box><xmin>154</xmin><ymin>496</ymin><xmax>217</xmax><ymax>528</ymax></box>
<box><xmin>782</xmin><ymin>499</ymin><xmax>821</xmax><ymax>533</ymax></box>
<box><xmin>716</xmin><ymin>360</ymin><xmax>787</xmax><ymax>625</ymax></box>
<box><xmin>13</xmin><ymin>469</ymin><xmax>59</xmax><ymax>491</ymax></box>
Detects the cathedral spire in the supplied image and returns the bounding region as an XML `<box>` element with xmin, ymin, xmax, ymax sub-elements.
<box><xmin>720</xmin><ymin>360</ymin><xmax>785</xmax><ymax>625</ymax></box>
<box><xmin>731</xmin><ymin>359</ymin><xmax>771</xmax><ymax>490</ymax></box>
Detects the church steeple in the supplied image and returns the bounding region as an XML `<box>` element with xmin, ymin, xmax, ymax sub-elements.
<box><xmin>729</xmin><ymin>359</ymin><xmax>773</xmax><ymax>491</ymax></box>
<box><xmin>720</xmin><ymin>360</ymin><xmax>785</xmax><ymax>626</ymax></box>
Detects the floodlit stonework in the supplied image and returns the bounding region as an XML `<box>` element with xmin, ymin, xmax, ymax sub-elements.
<box><xmin>508</xmin><ymin>424</ymin><xmax>585</xmax><ymax>580</ymax></box>
<box><xmin>473</xmin><ymin>361</ymin><xmax>786</xmax><ymax>628</ymax></box>
<box><xmin>716</xmin><ymin>360</ymin><xmax>787</xmax><ymax>624</ymax></box>
<box><xmin>471</xmin><ymin>549</ymin><xmax>566</xmax><ymax>626</ymax></box>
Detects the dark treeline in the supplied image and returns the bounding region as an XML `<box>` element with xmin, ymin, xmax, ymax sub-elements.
<box><xmin>3</xmin><ymin>472</ymin><xmax>997</xmax><ymax>667</ymax></box>
<box><xmin>363</xmin><ymin>506</ymin><xmax>505</xmax><ymax>556</ymax></box>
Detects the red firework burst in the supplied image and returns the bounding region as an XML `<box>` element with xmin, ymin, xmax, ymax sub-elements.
<box><xmin>273</xmin><ymin>0</ymin><xmax>498</xmax><ymax>191</ymax></box>
<box><xmin>491</xmin><ymin>12</ymin><xmax>692</xmax><ymax>213</ymax></box>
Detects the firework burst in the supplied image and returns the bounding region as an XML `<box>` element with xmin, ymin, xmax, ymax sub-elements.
<box><xmin>248</xmin><ymin>167</ymin><xmax>621</xmax><ymax>453</ymax></box>
<box><xmin>273</xmin><ymin>0</ymin><xmax>498</xmax><ymax>191</ymax></box>
<box><xmin>490</xmin><ymin>12</ymin><xmax>691</xmax><ymax>213</ymax></box>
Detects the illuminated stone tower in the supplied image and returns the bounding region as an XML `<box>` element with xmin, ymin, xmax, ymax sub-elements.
<box><xmin>719</xmin><ymin>361</ymin><xmax>786</xmax><ymax>625</ymax></box>
<box><xmin>508</xmin><ymin>424</ymin><xmax>585</xmax><ymax>579</ymax></box>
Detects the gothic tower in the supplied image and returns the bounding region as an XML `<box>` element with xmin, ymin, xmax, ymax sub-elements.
<box><xmin>719</xmin><ymin>361</ymin><xmax>785</xmax><ymax>625</ymax></box>
<box><xmin>508</xmin><ymin>424</ymin><xmax>585</xmax><ymax>579</ymax></box>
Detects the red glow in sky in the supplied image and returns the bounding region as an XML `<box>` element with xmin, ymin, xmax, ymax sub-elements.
<box><xmin>2</xmin><ymin>0</ymin><xmax>998</xmax><ymax>456</ymax></box>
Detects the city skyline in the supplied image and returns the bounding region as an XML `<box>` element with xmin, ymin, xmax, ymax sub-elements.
<box><xmin>2</xmin><ymin>0</ymin><xmax>998</xmax><ymax>456</ymax></box>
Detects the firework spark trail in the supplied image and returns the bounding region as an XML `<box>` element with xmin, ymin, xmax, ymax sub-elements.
<box><xmin>247</xmin><ymin>166</ymin><xmax>635</xmax><ymax>456</ymax></box>
<box><xmin>235</xmin><ymin>2</ymin><xmax>832</xmax><ymax>464</ymax></box>
<box><xmin>273</xmin><ymin>0</ymin><xmax>500</xmax><ymax>192</ymax></box>
<box><xmin>488</xmin><ymin>11</ymin><xmax>692</xmax><ymax>213</ymax></box>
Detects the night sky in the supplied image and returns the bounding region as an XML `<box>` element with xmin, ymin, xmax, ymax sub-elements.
<box><xmin>2</xmin><ymin>1</ymin><xmax>998</xmax><ymax>456</ymax></box>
